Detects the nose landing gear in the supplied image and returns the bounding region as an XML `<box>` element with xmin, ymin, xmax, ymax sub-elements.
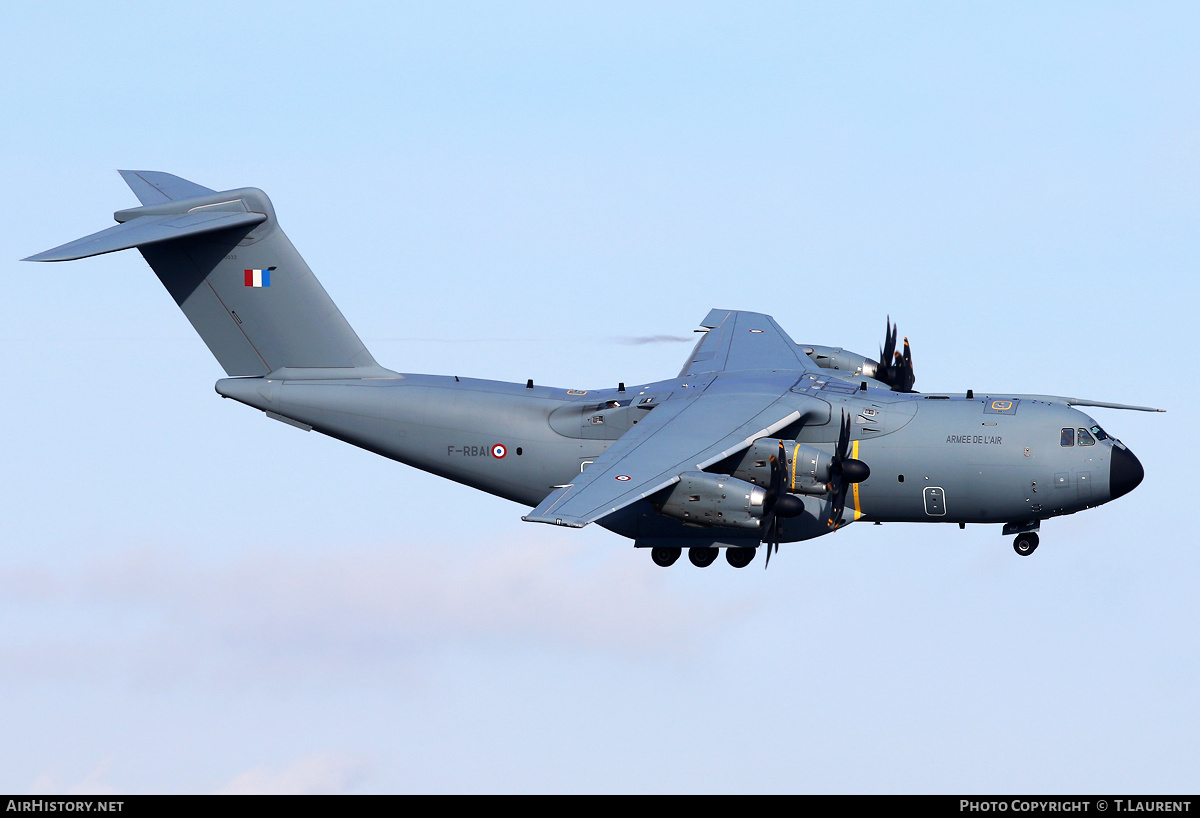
<box><xmin>1013</xmin><ymin>532</ymin><xmax>1040</xmax><ymax>556</ymax></box>
<box><xmin>1003</xmin><ymin>521</ymin><xmax>1042</xmax><ymax>557</ymax></box>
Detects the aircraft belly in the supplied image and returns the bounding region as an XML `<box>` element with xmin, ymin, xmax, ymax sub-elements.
<box><xmin>234</xmin><ymin>378</ymin><xmax>595</xmax><ymax>507</ymax></box>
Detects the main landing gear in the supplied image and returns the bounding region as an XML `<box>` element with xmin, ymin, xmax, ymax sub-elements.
<box><xmin>725</xmin><ymin>547</ymin><xmax>756</xmax><ymax>568</ymax></box>
<box><xmin>651</xmin><ymin>547</ymin><xmax>680</xmax><ymax>567</ymax></box>
<box><xmin>650</xmin><ymin>546</ymin><xmax>757</xmax><ymax>567</ymax></box>
<box><xmin>1013</xmin><ymin>532</ymin><xmax>1040</xmax><ymax>556</ymax></box>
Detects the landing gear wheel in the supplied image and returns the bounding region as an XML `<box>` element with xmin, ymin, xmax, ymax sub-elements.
<box><xmin>651</xmin><ymin>547</ymin><xmax>681</xmax><ymax>567</ymax></box>
<box><xmin>688</xmin><ymin>547</ymin><xmax>718</xmax><ymax>568</ymax></box>
<box><xmin>725</xmin><ymin>547</ymin><xmax>756</xmax><ymax>568</ymax></box>
<box><xmin>1013</xmin><ymin>532</ymin><xmax>1040</xmax><ymax>556</ymax></box>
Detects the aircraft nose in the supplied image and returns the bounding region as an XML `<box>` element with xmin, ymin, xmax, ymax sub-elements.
<box><xmin>1109</xmin><ymin>445</ymin><xmax>1144</xmax><ymax>500</ymax></box>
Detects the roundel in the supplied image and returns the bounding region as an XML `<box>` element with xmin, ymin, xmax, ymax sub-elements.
<box><xmin>492</xmin><ymin>444</ymin><xmax>507</xmax><ymax>459</ymax></box>
<box><xmin>615</xmin><ymin>474</ymin><xmax>631</xmax><ymax>481</ymax></box>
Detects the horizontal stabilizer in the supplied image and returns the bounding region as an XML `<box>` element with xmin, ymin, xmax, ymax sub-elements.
<box><xmin>24</xmin><ymin>210</ymin><xmax>266</xmax><ymax>262</ymax></box>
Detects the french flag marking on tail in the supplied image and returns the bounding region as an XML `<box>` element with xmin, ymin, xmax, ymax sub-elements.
<box><xmin>244</xmin><ymin>267</ymin><xmax>276</xmax><ymax>287</ymax></box>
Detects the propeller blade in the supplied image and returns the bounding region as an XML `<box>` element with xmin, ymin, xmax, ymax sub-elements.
<box><xmin>828</xmin><ymin>481</ymin><xmax>850</xmax><ymax>529</ymax></box>
<box><xmin>878</xmin><ymin>316</ymin><xmax>897</xmax><ymax>385</ymax></box>
<box><xmin>900</xmin><ymin>337</ymin><xmax>915</xmax><ymax>392</ymax></box>
<box><xmin>761</xmin><ymin>439</ymin><xmax>797</xmax><ymax>569</ymax></box>
<box><xmin>826</xmin><ymin>411</ymin><xmax>870</xmax><ymax>528</ymax></box>
<box><xmin>874</xmin><ymin>318</ymin><xmax>916</xmax><ymax>393</ymax></box>
<box><xmin>837</xmin><ymin>410</ymin><xmax>851</xmax><ymax>462</ymax></box>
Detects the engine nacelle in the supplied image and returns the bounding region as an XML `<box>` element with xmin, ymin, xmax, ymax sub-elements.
<box><xmin>801</xmin><ymin>344</ymin><xmax>883</xmax><ymax>379</ymax></box>
<box><xmin>788</xmin><ymin>442</ymin><xmax>838</xmax><ymax>495</ymax></box>
<box><xmin>732</xmin><ymin>438</ymin><xmax>836</xmax><ymax>496</ymax></box>
<box><xmin>655</xmin><ymin>472</ymin><xmax>766</xmax><ymax>531</ymax></box>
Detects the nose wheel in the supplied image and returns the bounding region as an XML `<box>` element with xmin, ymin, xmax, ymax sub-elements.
<box><xmin>1013</xmin><ymin>532</ymin><xmax>1040</xmax><ymax>556</ymax></box>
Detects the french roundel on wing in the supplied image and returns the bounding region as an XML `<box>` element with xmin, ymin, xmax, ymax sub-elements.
<box><xmin>492</xmin><ymin>444</ymin><xmax>507</xmax><ymax>459</ymax></box>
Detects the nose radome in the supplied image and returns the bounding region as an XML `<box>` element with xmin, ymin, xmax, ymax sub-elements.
<box><xmin>1109</xmin><ymin>445</ymin><xmax>1144</xmax><ymax>500</ymax></box>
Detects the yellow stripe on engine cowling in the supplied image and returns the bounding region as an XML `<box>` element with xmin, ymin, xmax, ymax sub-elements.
<box><xmin>791</xmin><ymin>443</ymin><xmax>800</xmax><ymax>491</ymax></box>
<box><xmin>852</xmin><ymin>439</ymin><xmax>862</xmax><ymax>520</ymax></box>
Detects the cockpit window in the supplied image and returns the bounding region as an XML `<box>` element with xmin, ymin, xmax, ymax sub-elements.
<box><xmin>1060</xmin><ymin>428</ymin><xmax>1075</xmax><ymax>447</ymax></box>
<box><xmin>1090</xmin><ymin>424</ymin><xmax>1109</xmax><ymax>441</ymax></box>
<box><xmin>1077</xmin><ymin>427</ymin><xmax>1096</xmax><ymax>446</ymax></box>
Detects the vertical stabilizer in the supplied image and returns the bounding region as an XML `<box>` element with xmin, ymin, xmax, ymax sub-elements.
<box><xmin>25</xmin><ymin>173</ymin><xmax>381</xmax><ymax>377</ymax></box>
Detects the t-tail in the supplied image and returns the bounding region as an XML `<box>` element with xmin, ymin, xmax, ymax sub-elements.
<box><xmin>25</xmin><ymin>170</ymin><xmax>391</xmax><ymax>379</ymax></box>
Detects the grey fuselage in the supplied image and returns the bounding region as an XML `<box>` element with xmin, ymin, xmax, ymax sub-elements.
<box><xmin>215</xmin><ymin>367</ymin><xmax>1131</xmax><ymax>545</ymax></box>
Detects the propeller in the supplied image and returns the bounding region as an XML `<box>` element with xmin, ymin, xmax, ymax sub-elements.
<box><xmin>874</xmin><ymin>317</ymin><xmax>916</xmax><ymax>393</ymax></box>
<box><xmin>826</xmin><ymin>411</ymin><xmax>871</xmax><ymax>529</ymax></box>
<box><xmin>760</xmin><ymin>440</ymin><xmax>805</xmax><ymax>568</ymax></box>
<box><xmin>878</xmin><ymin>315</ymin><xmax>898</xmax><ymax>380</ymax></box>
<box><xmin>895</xmin><ymin>335</ymin><xmax>915</xmax><ymax>393</ymax></box>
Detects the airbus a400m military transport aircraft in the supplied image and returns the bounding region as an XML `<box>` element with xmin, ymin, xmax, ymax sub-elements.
<box><xmin>26</xmin><ymin>171</ymin><xmax>1159</xmax><ymax>569</ymax></box>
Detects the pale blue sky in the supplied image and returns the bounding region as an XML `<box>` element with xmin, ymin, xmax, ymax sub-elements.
<box><xmin>1</xmin><ymin>1</ymin><xmax>1196</xmax><ymax>793</ymax></box>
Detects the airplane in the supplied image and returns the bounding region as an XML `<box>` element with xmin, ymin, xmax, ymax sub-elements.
<box><xmin>25</xmin><ymin>171</ymin><xmax>1160</xmax><ymax>569</ymax></box>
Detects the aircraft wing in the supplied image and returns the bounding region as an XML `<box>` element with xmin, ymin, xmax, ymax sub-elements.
<box><xmin>523</xmin><ymin>370</ymin><xmax>817</xmax><ymax>528</ymax></box>
<box><xmin>679</xmin><ymin>309</ymin><xmax>820</xmax><ymax>376</ymax></box>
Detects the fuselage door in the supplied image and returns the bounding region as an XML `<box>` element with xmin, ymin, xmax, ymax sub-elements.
<box><xmin>923</xmin><ymin>486</ymin><xmax>947</xmax><ymax>516</ymax></box>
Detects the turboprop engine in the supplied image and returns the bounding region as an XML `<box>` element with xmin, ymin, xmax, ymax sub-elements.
<box><xmin>732</xmin><ymin>413</ymin><xmax>870</xmax><ymax>530</ymax></box>
<box><xmin>734</xmin><ymin>438</ymin><xmax>833</xmax><ymax>495</ymax></box>
<box><xmin>732</xmin><ymin>439</ymin><xmax>862</xmax><ymax>496</ymax></box>
<box><xmin>802</xmin><ymin>317</ymin><xmax>916</xmax><ymax>393</ymax></box>
<box><xmin>655</xmin><ymin>472</ymin><xmax>767</xmax><ymax>530</ymax></box>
